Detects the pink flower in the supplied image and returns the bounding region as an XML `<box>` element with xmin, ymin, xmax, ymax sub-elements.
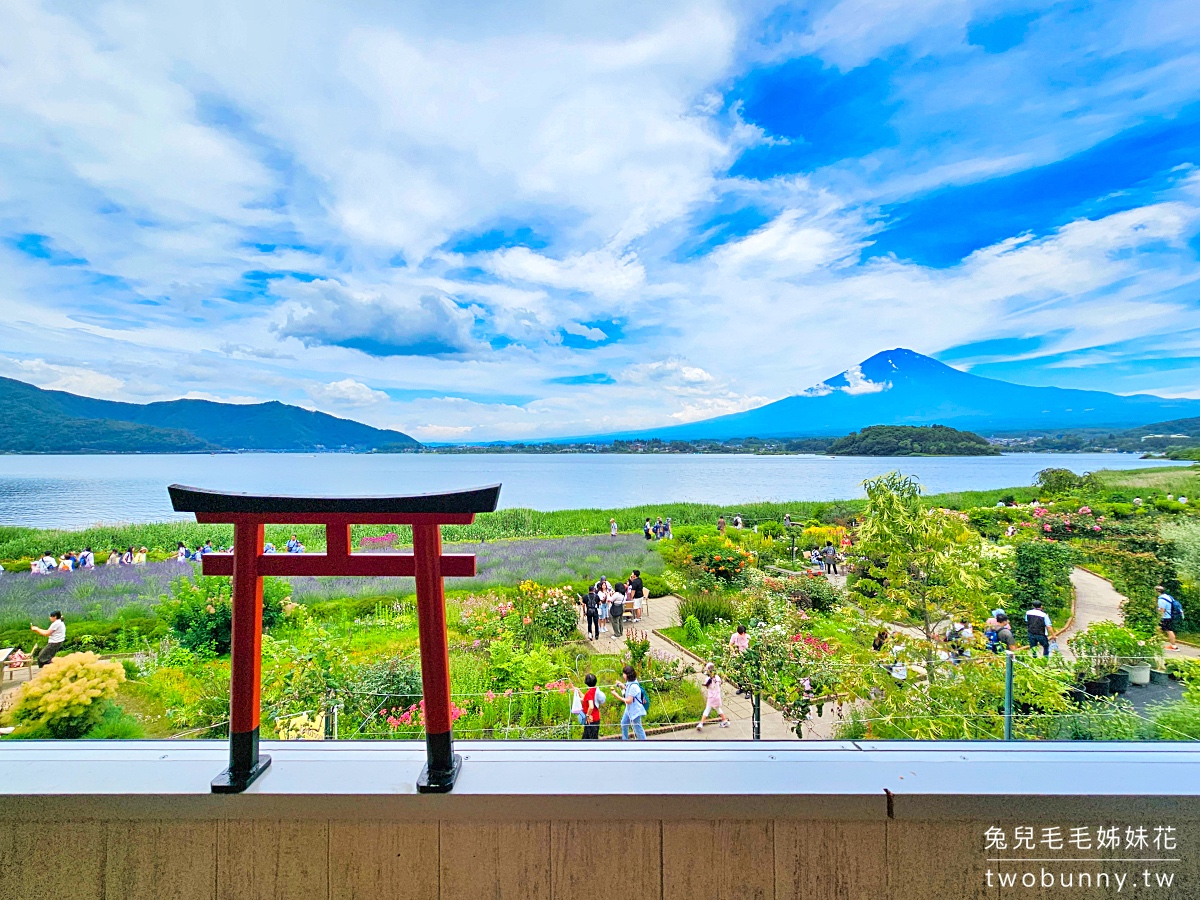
<box><xmin>1078</xmin><ymin>506</ymin><xmax>1092</xmax><ymax>515</ymax></box>
<box><xmin>1093</xmin><ymin>525</ymin><xmax>1102</xmax><ymax>532</ymax></box>
<box><xmin>472</xmin><ymin>639</ymin><xmax>481</xmax><ymax>648</ymax></box>
<box><xmin>485</xmin><ymin>691</ymin><xmax>495</xmax><ymax>701</ymax></box>
<box><xmin>1044</xmin><ymin>524</ymin><xmax>1052</xmax><ymax>532</ymax></box>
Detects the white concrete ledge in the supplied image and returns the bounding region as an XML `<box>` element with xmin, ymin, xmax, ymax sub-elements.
<box><xmin>2</xmin><ymin>740</ymin><xmax>1199</xmax><ymax>821</ymax></box>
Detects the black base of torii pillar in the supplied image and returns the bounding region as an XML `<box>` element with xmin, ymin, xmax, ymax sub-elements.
<box><xmin>169</xmin><ymin>483</ymin><xmax>501</xmax><ymax>794</ymax></box>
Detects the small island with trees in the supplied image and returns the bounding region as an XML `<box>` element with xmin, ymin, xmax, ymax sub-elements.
<box><xmin>827</xmin><ymin>424</ymin><xmax>999</xmax><ymax>457</ymax></box>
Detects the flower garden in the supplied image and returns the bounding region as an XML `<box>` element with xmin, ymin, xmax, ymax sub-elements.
<box><xmin>3</xmin><ymin>464</ymin><xmax>1200</xmax><ymax>744</ymax></box>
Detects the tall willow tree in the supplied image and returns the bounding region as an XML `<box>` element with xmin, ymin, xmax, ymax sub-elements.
<box><xmin>848</xmin><ymin>472</ymin><xmax>1002</xmax><ymax>645</ymax></box>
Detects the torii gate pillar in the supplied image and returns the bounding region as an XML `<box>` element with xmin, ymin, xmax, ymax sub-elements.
<box><xmin>169</xmin><ymin>483</ymin><xmax>501</xmax><ymax>794</ymax></box>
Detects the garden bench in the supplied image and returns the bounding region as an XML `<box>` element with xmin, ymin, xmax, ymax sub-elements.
<box><xmin>1</xmin><ymin>647</ymin><xmax>36</xmax><ymax>682</ymax></box>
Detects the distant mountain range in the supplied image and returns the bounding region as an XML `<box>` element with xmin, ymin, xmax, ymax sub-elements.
<box><xmin>598</xmin><ymin>349</ymin><xmax>1200</xmax><ymax>441</ymax></box>
<box><xmin>0</xmin><ymin>377</ymin><xmax>420</xmax><ymax>453</ymax></box>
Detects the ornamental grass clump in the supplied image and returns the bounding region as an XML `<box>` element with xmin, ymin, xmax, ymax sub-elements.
<box><xmin>3</xmin><ymin>651</ymin><xmax>125</xmax><ymax>738</ymax></box>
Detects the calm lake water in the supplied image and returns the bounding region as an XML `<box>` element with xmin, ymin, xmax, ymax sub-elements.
<box><xmin>0</xmin><ymin>452</ymin><xmax>1185</xmax><ymax>530</ymax></box>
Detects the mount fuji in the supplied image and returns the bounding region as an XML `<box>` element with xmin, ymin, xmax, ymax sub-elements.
<box><xmin>612</xmin><ymin>349</ymin><xmax>1200</xmax><ymax>440</ymax></box>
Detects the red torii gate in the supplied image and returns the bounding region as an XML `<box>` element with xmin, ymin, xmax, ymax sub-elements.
<box><xmin>168</xmin><ymin>483</ymin><xmax>501</xmax><ymax>794</ymax></box>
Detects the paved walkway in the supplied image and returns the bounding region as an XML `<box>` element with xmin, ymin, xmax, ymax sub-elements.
<box><xmin>1067</xmin><ymin>567</ymin><xmax>1199</xmax><ymax>659</ymax></box>
<box><xmin>576</xmin><ymin>593</ymin><xmax>799</xmax><ymax>740</ymax></box>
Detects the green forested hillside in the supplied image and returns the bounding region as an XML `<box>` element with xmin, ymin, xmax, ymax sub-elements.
<box><xmin>828</xmin><ymin>424</ymin><xmax>999</xmax><ymax>456</ymax></box>
<box><xmin>0</xmin><ymin>376</ymin><xmax>419</xmax><ymax>452</ymax></box>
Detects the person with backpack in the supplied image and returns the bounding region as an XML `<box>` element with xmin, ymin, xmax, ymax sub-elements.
<box><xmin>580</xmin><ymin>673</ymin><xmax>603</xmax><ymax>740</ymax></box>
<box><xmin>697</xmin><ymin>663</ymin><xmax>729</xmax><ymax>730</ymax></box>
<box><xmin>1157</xmin><ymin>585</ymin><xmax>1182</xmax><ymax>651</ymax></box>
<box><xmin>610</xmin><ymin>583</ymin><xmax>626</xmax><ymax>638</ymax></box>
<box><xmin>581</xmin><ymin>589</ymin><xmax>601</xmax><ymax>640</ymax></box>
<box><xmin>1025</xmin><ymin>602</ymin><xmax>1052</xmax><ymax>657</ymax></box>
<box><xmin>617</xmin><ymin>665</ymin><xmax>647</xmax><ymax>740</ymax></box>
<box><xmin>990</xmin><ymin>614</ymin><xmax>1017</xmax><ymax>653</ymax></box>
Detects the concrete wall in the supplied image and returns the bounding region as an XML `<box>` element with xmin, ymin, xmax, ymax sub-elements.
<box><xmin>2</xmin><ymin>741</ymin><xmax>1197</xmax><ymax>899</ymax></box>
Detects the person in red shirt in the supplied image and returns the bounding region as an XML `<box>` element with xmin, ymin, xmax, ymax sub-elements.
<box><xmin>581</xmin><ymin>673</ymin><xmax>602</xmax><ymax>740</ymax></box>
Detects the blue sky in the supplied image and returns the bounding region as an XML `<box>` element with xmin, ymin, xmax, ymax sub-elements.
<box><xmin>1</xmin><ymin>0</ymin><xmax>1198</xmax><ymax>440</ymax></box>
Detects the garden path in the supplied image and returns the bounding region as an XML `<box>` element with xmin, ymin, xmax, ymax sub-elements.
<box><xmin>577</xmin><ymin>595</ymin><xmax>799</xmax><ymax>740</ymax></box>
<box><xmin>1066</xmin><ymin>567</ymin><xmax>1199</xmax><ymax>660</ymax></box>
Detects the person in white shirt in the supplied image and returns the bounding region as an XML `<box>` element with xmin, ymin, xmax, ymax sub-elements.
<box><xmin>37</xmin><ymin>552</ymin><xmax>57</xmax><ymax>575</ymax></box>
<box><xmin>31</xmin><ymin>611</ymin><xmax>66</xmax><ymax>667</ymax></box>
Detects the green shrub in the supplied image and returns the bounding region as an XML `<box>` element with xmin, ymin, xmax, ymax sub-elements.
<box><xmin>1012</xmin><ymin>541</ymin><xmax>1074</xmax><ymax>620</ymax></box>
<box><xmin>1148</xmin><ymin>701</ymin><xmax>1200</xmax><ymax>740</ymax></box>
<box><xmin>84</xmin><ymin>705</ymin><xmax>146</xmax><ymax>739</ymax></box>
<box><xmin>683</xmin><ymin>615</ymin><xmax>703</xmax><ymax>643</ymax></box>
<box><xmin>758</xmin><ymin>521</ymin><xmax>785</xmax><ymax>539</ymax></box>
<box><xmin>158</xmin><ymin>574</ymin><xmax>287</xmax><ymax>654</ymax></box>
<box><xmin>641</xmin><ymin>574</ymin><xmax>671</xmax><ymax>598</ymax></box>
<box><xmin>677</xmin><ymin>595</ymin><xmax>737</xmax><ymax>628</ymax></box>
<box><xmin>786</xmin><ymin>572</ymin><xmax>841</xmax><ymax>613</ymax></box>
<box><xmin>2</xmin><ymin>652</ymin><xmax>125</xmax><ymax>738</ymax></box>
<box><xmin>1062</xmin><ymin>699</ymin><xmax>1146</xmax><ymax>741</ymax></box>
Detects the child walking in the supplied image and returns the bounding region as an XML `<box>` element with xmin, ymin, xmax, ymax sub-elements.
<box><xmin>697</xmin><ymin>663</ymin><xmax>729</xmax><ymax>730</ymax></box>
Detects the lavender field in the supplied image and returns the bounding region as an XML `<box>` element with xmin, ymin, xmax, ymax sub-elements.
<box><xmin>283</xmin><ymin>533</ymin><xmax>665</xmax><ymax>603</ymax></box>
<box><xmin>0</xmin><ymin>560</ymin><xmax>192</xmax><ymax>627</ymax></box>
<box><xmin>0</xmin><ymin>535</ymin><xmax>663</xmax><ymax>625</ymax></box>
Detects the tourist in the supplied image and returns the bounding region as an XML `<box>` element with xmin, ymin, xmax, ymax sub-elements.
<box><xmin>810</xmin><ymin>546</ymin><xmax>822</xmax><ymax>569</ymax></box>
<box><xmin>610</xmin><ymin>518</ymin><xmax>618</xmax><ymax>537</ymax></box>
<box><xmin>581</xmin><ymin>588</ymin><xmax>600</xmax><ymax>640</ymax></box>
<box><xmin>177</xmin><ymin>541</ymin><xmax>188</xmax><ymax>561</ymax></box>
<box><xmin>821</xmin><ymin>541</ymin><xmax>838</xmax><ymax>575</ymax></box>
<box><xmin>286</xmin><ymin>534</ymin><xmax>304</xmax><ymax>553</ymax></box>
<box><xmin>1025</xmin><ymin>602</ymin><xmax>1052</xmax><ymax>657</ymax></box>
<box><xmin>580</xmin><ymin>673</ymin><xmax>602</xmax><ymax>740</ymax></box>
<box><xmin>79</xmin><ymin>547</ymin><xmax>95</xmax><ymax>569</ymax></box>
<box><xmin>134</xmin><ymin>546</ymin><xmax>148</xmax><ymax>565</ymax></box>
<box><xmin>201</xmin><ymin>540</ymin><xmax>214</xmax><ymax>555</ymax></box>
<box><xmin>1158</xmin><ymin>585</ymin><xmax>1181</xmax><ymax>651</ymax></box>
<box><xmin>628</xmin><ymin>569</ymin><xmax>645</xmax><ymax>622</ymax></box>
<box><xmin>730</xmin><ymin>624</ymin><xmax>750</xmax><ymax>696</ymax></box>
<box><xmin>717</xmin><ymin>515</ymin><xmax>726</xmax><ymax>535</ymax></box>
<box><xmin>30</xmin><ymin>611</ymin><xmax>66</xmax><ymax>667</ymax></box>
<box><xmin>664</xmin><ymin>517</ymin><xmax>673</xmax><ymax>540</ymax></box>
<box><xmin>784</xmin><ymin>514</ymin><xmax>791</xmax><ymax>528</ymax></box>
<box><xmin>654</xmin><ymin>516</ymin><xmax>665</xmax><ymax>539</ymax></box>
<box><xmin>58</xmin><ymin>553</ymin><xmax>73</xmax><ymax>571</ymax></box>
<box><xmin>37</xmin><ymin>551</ymin><xmax>56</xmax><ymax>574</ymax></box>
<box><xmin>617</xmin><ymin>665</ymin><xmax>647</xmax><ymax>740</ymax></box>
<box><xmin>643</xmin><ymin>518</ymin><xmax>653</xmax><ymax>541</ymax></box>
<box><xmin>610</xmin><ymin>583</ymin><xmax>626</xmax><ymax>638</ymax></box>
<box><xmin>103</xmin><ymin>548</ymin><xmax>119</xmax><ymax>566</ymax></box>
<box><xmin>991</xmin><ymin>614</ymin><xmax>1017</xmax><ymax>652</ymax></box>
<box><xmin>697</xmin><ymin>663</ymin><xmax>729</xmax><ymax>730</ymax></box>
<box><xmin>733</xmin><ymin>514</ymin><xmax>743</xmax><ymax>529</ymax></box>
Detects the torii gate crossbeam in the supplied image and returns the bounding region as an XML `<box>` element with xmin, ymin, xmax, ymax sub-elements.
<box><xmin>169</xmin><ymin>483</ymin><xmax>501</xmax><ymax>794</ymax></box>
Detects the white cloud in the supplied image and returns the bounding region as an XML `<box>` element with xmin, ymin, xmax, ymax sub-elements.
<box><xmin>308</xmin><ymin>378</ymin><xmax>388</xmax><ymax>408</ymax></box>
<box><xmin>275</xmin><ymin>279</ymin><xmax>480</xmax><ymax>357</ymax></box>
<box><xmin>837</xmin><ymin>364</ymin><xmax>891</xmax><ymax>395</ymax></box>
<box><xmin>0</xmin><ymin>357</ymin><xmax>125</xmax><ymax>397</ymax></box>
<box><xmin>0</xmin><ymin>1</ymin><xmax>1198</xmax><ymax>441</ymax></box>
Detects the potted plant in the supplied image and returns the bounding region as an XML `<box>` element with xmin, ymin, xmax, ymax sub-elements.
<box><xmin>1069</xmin><ymin>622</ymin><xmax>1141</xmax><ymax>695</ymax></box>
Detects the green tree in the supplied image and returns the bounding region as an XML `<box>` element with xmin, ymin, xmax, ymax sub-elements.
<box><xmin>848</xmin><ymin>473</ymin><xmax>1001</xmax><ymax>648</ymax></box>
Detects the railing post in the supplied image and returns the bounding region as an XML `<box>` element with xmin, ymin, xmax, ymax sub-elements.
<box><xmin>1004</xmin><ymin>650</ymin><xmax>1015</xmax><ymax>742</ymax></box>
<box><xmin>412</xmin><ymin>522</ymin><xmax>461</xmax><ymax>793</ymax></box>
<box><xmin>212</xmin><ymin>517</ymin><xmax>271</xmax><ymax>793</ymax></box>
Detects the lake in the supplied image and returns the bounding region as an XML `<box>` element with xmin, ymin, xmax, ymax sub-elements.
<box><xmin>0</xmin><ymin>452</ymin><xmax>1185</xmax><ymax>530</ymax></box>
